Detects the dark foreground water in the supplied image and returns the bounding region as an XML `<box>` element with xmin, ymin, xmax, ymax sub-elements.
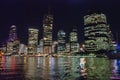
<box><xmin>0</xmin><ymin>56</ymin><xmax>120</xmax><ymax>80</ymax></box>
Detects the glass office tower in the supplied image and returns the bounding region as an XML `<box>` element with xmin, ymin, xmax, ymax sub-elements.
<box><xmin>28</xmin><ymin>28</ymin><xmax>39</xmax><ymax>55</ymax></box>
<box><xmin>70</xmin><ymin>29</ymin><xmax>79</xmax><ymax>53</ymax></box>
<box><xmin>57</xmin><ymin>30</ymin><xmax>66</xmax><ymax>53</ymax></box>
<box><xmin>43</xmin><ymin>14</ymin><xmax>53</xmax><ymax>54</ymax></box>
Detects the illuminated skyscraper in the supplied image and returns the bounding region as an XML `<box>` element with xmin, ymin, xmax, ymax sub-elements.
<box><xmin>65</xmin><ymin>43</ymin><xmax>70</xmax><ymax>53</ymax></box>
<box><xmin>28</xmin><ymin>28</ymin><xmax>39</xmax><ymax>55</ymax></box>
<box><xmin>52</xmin><ymin>41</ymin><xmax>58</xmax><ymax>53</ymax></box>
<box><xmin>0</xmin><ymin>42</ymin><xmax>7</xmax><ymax>53</ymax></box>
<box><xmin>70</xmin><ymin>29</ymin><xmax>79</xmax><ymax>53</ymax></box>
<box><xmin>37</xmin><ymin>39</ymin><xmax>43</xmax><ymax>53</ymax></box>
<box><xmin>43</xmin><ymin>14</ymin><xmax>53</xmax><ymax>54</ymax></box>
<box><xmin>19</xmin><ymin>44</ymin><xmax>27</xmax><ymax>55</ymax></box>
<box><xmin>57</xmin><ymin>30</ymin><xmax>66</xmax><ymax>53</ymax></box>
<box><xmin>84</xmin><ymin>13</ymin><xmax>113</xmax><ymax>52</ymax></box>
<box><xmin>7</xmin><ymin>25</ymin><xmax>20</xmax><ymax>54</ymax></box>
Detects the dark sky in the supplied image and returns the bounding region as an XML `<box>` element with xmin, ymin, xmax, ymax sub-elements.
<box><xmin>0</xmin><ymin>0</ymin><xmax>120</xmax><ymax>44</ymax></box>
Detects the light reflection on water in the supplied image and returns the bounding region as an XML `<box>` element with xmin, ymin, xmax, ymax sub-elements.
<box><xmin>0</xmin><ymin>56</ymin><xmax>119</xmax><ymax>80</ymax></box>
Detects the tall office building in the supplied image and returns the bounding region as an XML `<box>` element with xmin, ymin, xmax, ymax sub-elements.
<box><xmin>43</xmin><ymin>13</ymin><xmax>53</xmax><ymax>54</ymax></box>
<box><xmin>70</xmin><ymin>29</ymin><xmax>79</xmax><ymax>53</ymax></box>
<box><xmin>37</xmin><ymin>39</ymin><xmax>43</xmax><ymax>53</ymax></box>
<box><xmin>19</xmin><ymin>44</ymin><xmax>27</xmax><ymax>55</ymax></box>
<box><xmin>0</xmin><ymin>42</ymin><xmax>7</xmax><ymax>53</ymax></box>
<box><xmin>28</xmin><ymin>28</ymin><xmax>39</xmax><ymax>55</ymax></box>
<box><xmin>65</xmin><ymin>43</ymin><xmax>70</xmax><ymax>53</ymax></box>
<box><xmin>57</xmin><ymin>30</ymin><xmax>66</xmax><ymax>53</ymax></box>
<box><xmin>7</xmin><ymin>25</ymin><xmax>20</xmax><ymax>54</ymax></box>
<box><xmin>84</xmin><ymin>13</ymin><xmax>113</xmax><ymax>52</ymax></box>
<box><xmin>52</xmin><ymin>41</ymin><xmax>58</xmax><ymax>53</ymax></box>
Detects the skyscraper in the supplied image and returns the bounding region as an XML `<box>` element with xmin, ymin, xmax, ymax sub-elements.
<box><xmin>37</xmin><ymin>39</ymin><xmax>43</xmax><ymax>53</ymax></box>
<box><xmin>7</xmin><ymin>25</ymin><xmax>20</xmax><ymax>54</ymax></box>
<box><xmin>69</xmin><ymin>29</ymin><xmax>79</xmax><ymax>53</ymax></box>
<box><xmin>65</xmin><ymin>43</ymin><xmax>70</xmax><ymax>53</ymax></box>
<box><xmin>43</xmin><ymin>14</ymin><xmax>53</xmax><ymax>54</ymax></box>
<box><xmin>57</xmin><ymin>30</ymin><xmax>66</xmax><ymax>53</ymax></box>
<box><xmin>84</xmin><ymin>13</ymin><xmax>113</xmax><ymax>52</ymax></box>
<box><xmin>28</xmin><ymin>28</ymin><xmax>39</xmax><ymax>55</ymax></box>
<box><xmin>52</xmin><ymin>41</ymin><xmax>58</xmax><ymax>53</ymax></box>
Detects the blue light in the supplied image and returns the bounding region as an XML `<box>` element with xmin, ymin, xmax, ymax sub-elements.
<box><xmin>116</xmin><ymin>44</ymin><xmax>120</xmax><ymax>49</ymax></box>
<box><xmin>117</xmin><ymin>60</ymin><xmax>120</xmax><ymax>66</ymax></box>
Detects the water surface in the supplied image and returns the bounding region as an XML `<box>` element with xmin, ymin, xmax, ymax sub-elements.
<box><xmin>0</xmin><ymin>56</ymin><xmax>120</xmax><ymax>80</ymax></box>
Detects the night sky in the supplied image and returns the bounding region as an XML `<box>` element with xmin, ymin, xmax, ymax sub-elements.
<box><xmin>0</xmin><ymin>0</ymin><xmax>120</xmax><ymax>44</ymax></box>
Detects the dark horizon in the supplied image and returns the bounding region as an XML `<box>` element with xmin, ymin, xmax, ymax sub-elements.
<box><xmin>0</xmin><ymin>0</ymin><xmax>120</xmax><ymax>44</ymax></box>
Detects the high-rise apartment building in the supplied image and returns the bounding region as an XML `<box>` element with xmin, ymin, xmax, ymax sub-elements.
<box><xmin>7</xmin><ymin>25</ymin><xmax>20</xmax><ymax>54</ymax></box>
<box><xmin>70</xmin><ymin>29</ymin><xmax>79</xmax><ymax>53</ymax></box>
<box><xmin>57</xmin><ymin>30</ymin><xmax>66</xmax><ymax>53</ymax></box>
<box><xmin>84</xmin><ymin>13</ymin><xmax>113</xmax><ymax>52</ymax></box>
<box><xmin>43</xmin><ymin>14</ymin><xmax>53</xmax><ymax>54</ymax></box>
<box><xmin>28</xmin><ymin>28</ymin><xmax>39</xmax><ymax>55</ymax></box>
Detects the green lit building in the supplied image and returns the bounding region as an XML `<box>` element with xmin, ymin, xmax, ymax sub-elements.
<box><xmin>84</xmin><ymin>13</ymin><xmax>114</xmax><ymax>52</ymax></box>
<box><xmin>70</xmin><ymin>29</ymin><xmax>79</xmax><ymax>53</ymax></box>
<box><xmin>57</xmin><ymin>30</ymin><xmax>66</xmax><ymax>53</ymax></box>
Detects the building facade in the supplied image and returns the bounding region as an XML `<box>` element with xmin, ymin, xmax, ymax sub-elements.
<box><xmin>57</xmin><ymin>30</ymin><xmax>66</xmax><ymax>53</ymax></box>
<box><xmin>19</xmin><ymin>44</ymin><xmax>27</xmax><ymax>55</ymax></box>
<box><xmin>37</xmin><ymin>39</ymin><xmax>43</xmax><ymax>54</ymax></box>
<box><xmin>52</xmin><ymin>41</ymin><xmax>58</xmax><ymax>53</ymax></box>
<box><xmin>7</xmin><ymin>25</ymin><xmax>20</xmax><ymax>55</ymax></box>
<box><xmin>65</xmin><ymin>43</ymin><xmax>70</xmax><ymax>53</ymax></box>
<box><xmin>43</xmin><ymin>14</ymin><xmax>53</xmax><ymax>54</ymax></box>
<box><xmin>84</xmin><ymin>13</ymin><xmax>114</xmax><ymax>52</ymax></box>
<box><xmin>28</xmin><ymin>28</ymin><xmax>39</xmax><ymax>55</ymax></box>
<box><xmin>69</xmin><ymin>29</ymin><xmax>79</xmax><ymax>53</ymax></box>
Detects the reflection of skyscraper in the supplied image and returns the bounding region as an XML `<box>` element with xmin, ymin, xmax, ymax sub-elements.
<box><xmin>86</xmin><ymin>58</ymin><xmax>110</xmax><ymax>80</ymax></box>
<box><xmin>84</xmin><ymin>13</ymin><xmax>113</xmax><ymax>52</ymax></box>
<box><xmin>26</xmin><ymin>57</ymin><xmax>36</xmax><ymax>78</ymax></box>
<box><xmin>43</xmin><ymin>58</ymin><xmax>50</xmax><ymax>79</ymax></box>
<box><xmin>28</xmin><ymin>28</ymin><xmax>39</xmax><ymax>55</ymax></box>
<box><xmin>7</xmin><ymin>25</ymin><xmax>20</xmax><ymax>54</ymax></box>
<box><xmin>57</xmin><ymin>30</ymin><xmax>66</xmax><ymax>53</ymax></box>
<box><xmin>43</xmin><ymin>14</ymin><xmax>53</xmax><ymax>54</ymax></box>
<box><xmin>70</xmin><ymin>29</ymin><xmax>79</xmax><ymax>53</ymax></box>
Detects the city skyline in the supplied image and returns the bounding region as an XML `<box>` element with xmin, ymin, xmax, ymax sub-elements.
<box><xmin>0</xmin><ymin>0</ymin><xmax>120</xmax><ymax>44</ymax></box>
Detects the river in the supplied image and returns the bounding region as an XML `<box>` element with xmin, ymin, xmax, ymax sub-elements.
<box><xmin>0</xmin><ymin>56</ymin><xmax>120</xmax><ymax>80</ymax></box>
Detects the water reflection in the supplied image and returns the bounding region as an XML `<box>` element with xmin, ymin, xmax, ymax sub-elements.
<box><xmin>86</xmin><ymin>58</ymin><xmax>110</xmax><ymax>80</ymax></box>
<box><xmin>79</xmin><ymin>58</ymin><xmax>87</xmax><ymax>79</ymax></box>
<box><xmin>0</xmin><ymin>56</ymin><xmax>119</xmax><ymax>80</ymax></box>
<box><xmin>111</xmin><ymin>59</ymin><xmax>120</xmax><ymax>79</ymax></box>
<box><xmin>0</xmin><ymin>56</ymin><xmax>24</xmax><ymax>80</ymax></box>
